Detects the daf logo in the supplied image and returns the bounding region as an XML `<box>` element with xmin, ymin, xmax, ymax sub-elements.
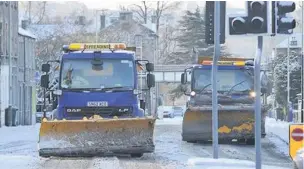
<box><xmin>66</xmin><ymin>109</ymin><xmax>81</xmax><ymax>113</ymax></box>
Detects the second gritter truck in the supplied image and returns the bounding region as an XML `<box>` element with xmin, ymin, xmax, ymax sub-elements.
<box><xmin>180</xmin><ymin>57</ymin><xmax>271</xmax><ymax>145</ymax></box>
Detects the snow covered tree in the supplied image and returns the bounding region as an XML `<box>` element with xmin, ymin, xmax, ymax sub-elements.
<box><xmin>273</xmin><ymin>52</ymin><xmax>301</xmax><ymax>107</ymax></box>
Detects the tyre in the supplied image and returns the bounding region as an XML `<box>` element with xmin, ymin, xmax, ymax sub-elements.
<box><xmin>245</xmin><ymin>138</ymin><xmax>255</xmax><ymax>145</ymax></box>
<box><xmin>130</xmin><ymin>153</ymin><xmax>143</xmax><ymax>158</ymax></box>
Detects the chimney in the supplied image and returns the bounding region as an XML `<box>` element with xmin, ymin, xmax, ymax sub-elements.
<box><xmin>110</xmin><ymin>17</ymin><xmax>118</xmax><ymax>24</ymax></box>
<box><xmin>100</xmin><ymin>15</ymin><xmax>106</xmax><ymax>30</ymax></box>
<box><xmin>119</xmin><ymin>12</ymin><xmax>133</xmax><ymax>22</ymax></box>
<box><xmin>21</xmin><ymin>20</ymin><xmax>29</xmax><ymax>30</ymax></box>
<box><xmin>78</xmin><ymin>16</ymin><xmax>86</xmax><ymax>25</ymax></box>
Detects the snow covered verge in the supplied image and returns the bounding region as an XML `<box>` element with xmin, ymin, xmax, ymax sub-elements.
<box><xmin>265</xmin><ymin>117</ymin><xmax>290</xmax><ymax>156</ymax></box>
<box><xmin>188</xmin><ymin>158</ymin><xmax>288</xmax><ymax>169</ymax></box>
<box><xmin>0</xmin><ymin>124</ymin><xmax>40</xmax><ymax>145</ymax></box>
<box><xmin>265</xmin><ymin>117</ymin><xmax>290</xmax><ymax>143</ymax></box>
<box><xmin>0</xmin><ymin>124</ymin><xmax>43</xmax><ymax>169</ymax></box>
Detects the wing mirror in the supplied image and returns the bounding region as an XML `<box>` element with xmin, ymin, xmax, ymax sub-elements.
<box><xmin>40</xmin><ymin>74</ymin><xmax>49</xmax><ymax>88</ymax></box>
<box><xmin>181</xmin><ymin>73</ymin><xmax>187</xmax><ymax>84</ymax></box>
<box><xmin>147</xmin><ymin>73</ymin><xmax>155</xmax><ymax>88</ymax></box>
<box><xmin>42</xmin><ymin>63</ymin><xmax>51</xmax><ymax>73</ymax></box>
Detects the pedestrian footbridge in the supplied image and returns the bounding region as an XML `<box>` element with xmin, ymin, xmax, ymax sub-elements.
<box><xmin>139</xmin><ymin>64</ymin><xmax>193</xmax><ymax>83</ymax></box>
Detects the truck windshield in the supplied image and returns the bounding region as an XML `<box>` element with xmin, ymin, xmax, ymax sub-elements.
<box><xmin>60</xmin><ymin>58</ymin><xmax>135</xmax><ymax>89</ymax></box>
<box><xmin>192</xmin><ymin>68</ymin><xmax>253</xmax><ymax>92</ymax></box>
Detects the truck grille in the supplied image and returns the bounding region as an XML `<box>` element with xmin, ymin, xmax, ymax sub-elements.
<box><xmin>65</xmin><ymin>107</ymin><xmax>132</xmax><ymax>117</ymax></box>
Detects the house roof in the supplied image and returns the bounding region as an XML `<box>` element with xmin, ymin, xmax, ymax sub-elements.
<box><xmin>276</xmin><ymin>33</ymin><xmax>303</xmax><ymax>49</ymax></box>
<box><xmin>18</xmin><ymin>27</ymin><xmax>36</xmax><ymax>39</ymax></box>
<box><xmin>101</xmin><ymin>19</ymin><xmax>158</xmax><ymax>37</ymax></box>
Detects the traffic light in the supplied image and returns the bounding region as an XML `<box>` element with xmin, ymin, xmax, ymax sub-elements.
<box><xmin>205</xmin><ymin>1</ymin><xmax>226</xmax><ymax>44</ymax></box>
<box><xmin>247</xmin><ymin>1</ymin><xmax>268</xmax><ymax>33</ymax></box>
<box><xmin>272</xmin><ymin>1</ymin><xmax>296</xmax><ymax>35</ymax></box>
<box><xmin>228</xmin><ymin>16</ymin><xmax>248</xmax><ymax>35</ymax></box>
<box><xmin>228</xmin><ymin>1</ymin><xmax>268</xmax><ymax>35</ymax></box>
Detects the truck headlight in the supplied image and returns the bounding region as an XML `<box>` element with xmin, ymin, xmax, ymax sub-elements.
<box><xmin>250</xmin><ymin>91</ymin><xmax>256</xmax><ymax>97</ymax></box>
<box><xmin>190</xmin><ymin>91</ymin><xmax>196</xmax><ymax>96</ymax></box>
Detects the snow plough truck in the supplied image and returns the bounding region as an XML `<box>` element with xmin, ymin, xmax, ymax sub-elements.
<box><xmin>180</xmin><ymin>57</ymin><xmax>271</xmax><ymax>144</ymax></box>
<box><xmin>38</xmin><ymin>43</ymin><xmax>156</xmax><ymax>157</ymax></box>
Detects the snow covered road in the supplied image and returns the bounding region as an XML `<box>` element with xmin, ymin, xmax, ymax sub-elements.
<box><xmin>0</xmin><ymin>117</ymin><xmax>293</xmax><ymax>169</ymax></box>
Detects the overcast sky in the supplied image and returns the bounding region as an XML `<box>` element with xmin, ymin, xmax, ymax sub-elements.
<box><xmin>77</xmin><ymin>1</ymin><xmax>245</xmax><ymax>10</ymax></box>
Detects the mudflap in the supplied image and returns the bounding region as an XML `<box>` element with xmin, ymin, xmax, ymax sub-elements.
<box><xmin>182</xmin><ymin>105</ymin><xmax>267</xmax><ymax>143</ymax></box>
<box><xmin>38</xmin><ymin>117</ymin><xmax>155</xmax><ymax>157</ymax></box>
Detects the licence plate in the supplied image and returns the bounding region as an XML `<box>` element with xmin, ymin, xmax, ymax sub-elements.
<box><xmin>87</xmin><ymin>101</ymin><xmax>108</xmax><ymax>107</ymax></box>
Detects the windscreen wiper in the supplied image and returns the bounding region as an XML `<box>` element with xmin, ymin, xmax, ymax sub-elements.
<box><xmin>226</xmin><ymin>80</ymin><xmax>247</xmax><ymax>95</ymax></box>
<box><xmin>61</xmin><ymin>88</ymin><xmax>100</xmax><ymax>92</ymax></box>
<box><xmin>197</xmin><ymin>83</ymin><xmax>212</xmax><ymax>94</ymax></box>
<box><xmin>101</xmin><ymin>86</ymin><xmax>133</xmax><ymax>92</ymax></box>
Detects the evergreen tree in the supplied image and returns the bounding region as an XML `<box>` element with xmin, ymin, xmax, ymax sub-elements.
<box><xmin>166</xmin><ymin>7</ymin><xmax>229</xmax><ymax>65</ymax></box>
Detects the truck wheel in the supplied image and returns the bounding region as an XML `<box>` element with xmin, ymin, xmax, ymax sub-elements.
<box><xmin>131</xmin><ymin>153</ymin><xmax>143</xmax><ymax>158</ymax></box>
<box><xmin>245</xmin><ymin>138</ymin><xmax>255</xmax><ymax>145</ymax></box>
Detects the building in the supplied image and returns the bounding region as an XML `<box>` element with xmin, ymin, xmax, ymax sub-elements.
<box><xmin>18</xmin><ymin>25</ymin><xmax>36</xmax><ymax>125</ymax></box>
<box><xmin>274</xmin><ymin>33</ymin><xmax>303</xmax><ymax>55</ymax></box>
<box><xmin>98</xmin><ymin>12</ymin><xmax>158</xmax><ymax>63</ymax></box>
<box><xmin>0</xmin><ymin>2</ymin><xmax>36</xmax><ymax>127</ymax></box>
<box><xmin>0</xmin><ymin>1</ymin><xmax>19</xmax><ymax>127</ymax></box>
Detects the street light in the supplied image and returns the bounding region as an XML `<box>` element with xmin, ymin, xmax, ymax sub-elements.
<box><xmin>95</xmin><ymin>9</ymin><xmax>106</xmax><ymax>43</ymax></box>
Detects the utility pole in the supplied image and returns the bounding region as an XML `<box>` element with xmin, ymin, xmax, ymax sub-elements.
<box><xmin>95</xmin><ymin>10</ymin><xmax>98</xmax><ymax>43</ymax></box>
<box><xmin>29</xmin><ymin>1</ymin><xmax>32</xmax><ymax>23</ymax></box>
<box><xmin>301</xmin><ymin>1</ymin><xmax>304</xmax><ymax>123</ymax></box>
<box><xmin>287</xmin><ymin>36</ymin><xmax>290</xmax><ymax>120</ymax></box>
<box><xmin>8</xmin><ymin>1</ymin><xmax>12</xmax><ymax>107</ymax></box>
<box><xmin>211</xmin><ymin>1</ymin><xmax>221</xmax><ymax>159</ymax></box>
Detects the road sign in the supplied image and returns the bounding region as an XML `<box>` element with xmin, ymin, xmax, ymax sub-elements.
<box><xmin>291</xmin><ymin>128</ymin><xmax>303</xmax><ymax>141</ymax></box>
<box><xmin>289</xmin><ymin>124</ymin><xmax>304</xmax><ymax>160</ymax></box>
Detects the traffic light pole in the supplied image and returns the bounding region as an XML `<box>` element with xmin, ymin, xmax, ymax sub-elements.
<box><xmin>212</xmin><ymin>1</ymin><xmax>220</xmax><ymax>159</ymax></box>
<box><xmin>254</xmin><ymin>36</ymin><xmax>263</xmax><ymax>169</ymax></box>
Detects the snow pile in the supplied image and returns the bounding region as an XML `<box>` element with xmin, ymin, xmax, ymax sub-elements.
<box><xmin>0</xmin><ymin>155</ymin><xmax>43</xmax><ymax>169</ymax></box>
<box><xmin>156</xmin><ymin>117</ymin><xmax>183</xmax><ymax>125</ymax></box>
<box><xmin>265</xmin><ymin>117</ymin><xmax>290</xmax><ymax>143</ymax></box>
<box><xmin>188</xmin><ymin>158</ymin><xmax>288</xmax><ymax>169</ymax></box>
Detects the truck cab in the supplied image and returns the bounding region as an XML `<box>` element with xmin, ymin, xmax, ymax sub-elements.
<box><xmin>41</xmin><ymin>43</ymin><xmax>155</xmax><ymax>120</ymax></box>
<box><xmin>180</xmin><ymin>57</ymin><xmax>271</xmax><ymax>143</ymax></box>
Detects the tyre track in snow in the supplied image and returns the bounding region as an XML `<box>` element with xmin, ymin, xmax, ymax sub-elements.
<box><xmin>0</xmin><ymin>141</ymin><xmax>37</xmax><ymax>156</ymax></box>
<box><xmin>0</xmin><ymin>118</ymin><xmax>294</xmax><ymax>169</ymax></box>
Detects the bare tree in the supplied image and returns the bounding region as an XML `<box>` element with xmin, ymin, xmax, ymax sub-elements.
<box><xmin>22</xmin><ymin>1</ymin><xmax>47</xmax><ymax>24</ymax></box>
<box><xmin>129</xmin><ymin>1</ymin><xmax>181</xmax><ymax>32</ymax></box>
<box><xmin>154</xmin><ymin>1</ymin><xmax>181</xmax><ymax>34</ymax></box>
<box><xmin>158</xmin><ymin>24</ymin><xmax>178</xmax><ymax>64</ymax></box>
<box><xmin>130</xmin><ymin>1</ymin><xmax>150</xmax><ymax>24</ymax></box>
